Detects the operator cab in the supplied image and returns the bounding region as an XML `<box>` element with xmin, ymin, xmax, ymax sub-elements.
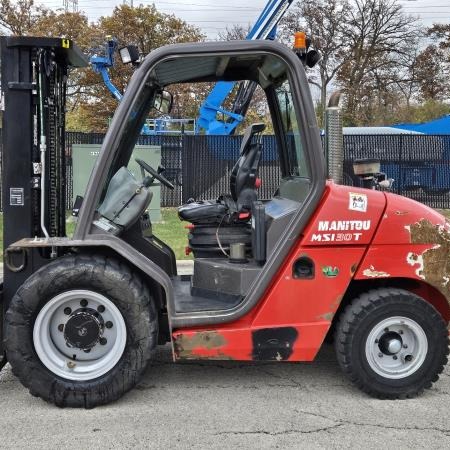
<box><xmin>90</xmin><ymin>45</ymin><xmax>315</xmax><ymax>315</ymax></box>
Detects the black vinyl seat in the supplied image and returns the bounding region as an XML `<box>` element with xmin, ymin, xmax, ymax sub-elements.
<box><xmin>177</xmin><ymin>200</ymin><xmax>228</xmax><ymax>224</ymax></box>
<box><xmin>178</xmin><ymin>123</ymin><xmax>265</xmax><ymax>224</ymax></box>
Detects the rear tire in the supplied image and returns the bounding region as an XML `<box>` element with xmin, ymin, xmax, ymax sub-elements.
<box><xmin>5</xmin><ymin>253</ymin><xmax>157</xmax><ymax>408</ymax></box>
<box><xmin>334</xmin><ymin>288</ymin><xmax>449</xmax><ymax>399</ymax></box>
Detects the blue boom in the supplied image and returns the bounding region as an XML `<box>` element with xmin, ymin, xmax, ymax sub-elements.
<box><xmin>90</xmin><ymin>38</ymin><xmax>123</xmax><ymax>102</ymax></box>
<box><xmin>196</xmin><ymin>0</ymin><xmax>295</xmax><ymax>135</ymax></box>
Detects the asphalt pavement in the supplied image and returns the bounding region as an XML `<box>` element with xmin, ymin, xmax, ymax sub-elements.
<box><xmin>1</xmin><ymin>261</ymin><xmax>450</xmax><ymax>448</ymax></box>
<box><xmin>1</xmin><ymin>344</ymin><xmax>449</xmax><ymax>449</ymax></box>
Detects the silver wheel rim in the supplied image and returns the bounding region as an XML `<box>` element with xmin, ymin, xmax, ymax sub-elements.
<box><xmin>33</xmin><ymin>290</ymin><xmax>127</xmax><ymax>381</ymax></box>
<box><xmin>365</xmin><ymin>316</ymin><xmax>428</xmax><ymax>379</ymax></box>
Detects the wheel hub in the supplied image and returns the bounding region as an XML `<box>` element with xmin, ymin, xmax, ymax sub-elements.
<box><xmin>378</xmin><ymin>331</ymin><xmax>403</xmax><ymax>355</ymax></box>
<box><xmin>64</xmin><ymin>309</ymin><xmax>104</xmax><ymax>350</ymax></box>
<box><xmin>365</xmin><ymin>316</ymin><xmax>428</xmax><ymax>379</ymax></box>
<box><xmin>33</xmin><ymin>290</ymin><xmax>127</xmax><ymax>381</ymax></box>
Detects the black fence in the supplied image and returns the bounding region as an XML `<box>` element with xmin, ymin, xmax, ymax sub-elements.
<box><xmin>343</xmin><ymin>134</ymin><xmax>450</xmax><ymax>209</ymax></box>
<box><xmin>1</xmin><ymin>130</ymin><xmax>450</xmax><ymax>210</ymax></box>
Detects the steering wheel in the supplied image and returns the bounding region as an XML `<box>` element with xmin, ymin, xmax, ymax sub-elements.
<box><xmin>135</xmin><ymin>158</ymin><xmax>174</xmax><ymax>190</ymax></box>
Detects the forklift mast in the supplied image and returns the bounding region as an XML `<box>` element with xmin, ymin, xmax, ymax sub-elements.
<box><xmin>0</xmin><ymin>37</ymin><xmax>87</xmax><ymax>366</ymax></box>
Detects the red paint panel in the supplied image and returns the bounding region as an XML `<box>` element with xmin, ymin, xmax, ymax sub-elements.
<box><xmin>172</xmin><ymin>323</ymin><xmax>330</xmax><ymax>362</ymax></box>
<box><xmin>252</xmin><ymin>246</ymin><xmax>366</xmax><ymax>327</ymax></box>
<box><xmin>173</xmin><ymin>245</ymin><xmax>367</xmax><ymax>362</ymax></box>
<box><xmin>373</xmin><ymin>192</ymin><xmax>446</xmax><ymax>245</ymax></box>
<box><xmin>355</xmin><ymin>244</ymin><xmax>435</xmax><ymax>280</ymax></box>
<box><xmin>302</xmin><ymin>182</ymin><xmax>386</xmax><ymax>246</ymax></box>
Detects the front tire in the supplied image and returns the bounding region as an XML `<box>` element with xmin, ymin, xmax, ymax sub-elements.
<box><xmin>335</xmin><ymin>288</ymin><xmax>449</xmax><ymax>399</ymax></box>
<box><xmin>5</xmin><ymin>254</ymin><xmax>157</xmax><ymax>408</ymax></box>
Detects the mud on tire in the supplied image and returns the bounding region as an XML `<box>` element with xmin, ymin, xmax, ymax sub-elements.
<box><xmin>5</xmin><ymin>253</ymin><xmax>157</xmax><ymax>408</ymax></box>
<box><xmin>334</xmin><ymin>288</ymin><xmax>449</xmax><ymax>399</ymax></box>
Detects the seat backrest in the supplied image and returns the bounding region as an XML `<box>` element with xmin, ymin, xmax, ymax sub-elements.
<box><xmin>229</xmin><ymin>123</ymin><xmax>265</xmax><ymax>209</ymax></box>
<box><xmin>98</xmin><ymin>166</ymin><xmax>152</xmax><ymax>228</ymax></box>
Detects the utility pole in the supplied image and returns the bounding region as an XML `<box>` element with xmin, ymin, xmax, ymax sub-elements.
<box><xmin>63</xmin><ymin>0</ymin><xmax>78</xmax><ymax>12</ymax></box>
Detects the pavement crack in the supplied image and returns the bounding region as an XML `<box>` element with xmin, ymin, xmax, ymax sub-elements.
<box><xmin>295</xmin><ymin>408</ymin><xmax>450</xmax><ymax>435</ymax></box>
<box><xmin>214</xmin><ymin>424</ymin><xmax>343</xmax><ymax>436</ymax></box>
<box><xmin>257</xmin><ymin>367</ymin><xmax>304</xmax><ymax>388</ymax></box>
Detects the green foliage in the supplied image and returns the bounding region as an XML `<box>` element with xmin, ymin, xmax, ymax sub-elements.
<box><xmin>391</xmin><ymin>101</ymin><xmax>450</xmax><ymax>126</ymax></box>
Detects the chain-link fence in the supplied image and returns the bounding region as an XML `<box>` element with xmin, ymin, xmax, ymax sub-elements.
<box><xmin>1</xmin><ymin>129</ymin><xmax>450</xmax><ymax>210</ymax></box>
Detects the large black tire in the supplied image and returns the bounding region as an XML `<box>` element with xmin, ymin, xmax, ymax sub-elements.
<box><xmin>5</xmin><ymin>253</ymin><xmax>157</xmax><ymax>408</ymax></box>
<box><xmin>335</xmin><ymin>288</ymin><xmax>449</xmax><ymax>399</ymax></box>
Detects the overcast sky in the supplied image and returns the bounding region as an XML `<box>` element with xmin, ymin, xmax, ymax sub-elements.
<box><xmin>39</xmin><ymin>0</ymin><xmax>450</xmax><ymax>40</ymax></box>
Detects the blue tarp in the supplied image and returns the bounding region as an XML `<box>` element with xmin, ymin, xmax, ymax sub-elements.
<box><xmin>392</xmin><ymin>115</ymin><xmax>450</xmax><ymax>134</ymax></box>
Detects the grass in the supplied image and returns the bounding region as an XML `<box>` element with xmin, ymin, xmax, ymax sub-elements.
<box><xmin>152</xmin><ymin>208</ymin><xmax>191</xmax><ymax>260</ymax></box>
<box><xmin>438</xmin><ymin>210</ymin><xmax>450</xmax><ymax>221</ymax></box>
<box><xmin>0</xmin><ymin>208</ymin><xmax>190</xmax><ymax>261</ymax></box>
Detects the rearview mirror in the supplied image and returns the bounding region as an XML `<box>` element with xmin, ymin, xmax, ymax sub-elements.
<box><xmin>154</xmin><ymin>90</ymin><xmax>173</xmax><ymax>114</ymax></box>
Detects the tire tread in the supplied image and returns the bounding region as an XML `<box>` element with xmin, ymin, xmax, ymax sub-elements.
<box><xmin>334</xmin><ymin>287</ymin><xmax>449</xmax><ymax>399</ymax></box>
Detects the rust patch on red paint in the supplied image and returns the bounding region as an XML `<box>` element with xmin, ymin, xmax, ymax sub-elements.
<box><xmin>350</xmin><ymin>263</ymin><xmax>358</xmax><ymax>276</ymax></box>
<box><xmin>408</xmin><ymin>219</ymin><xmax>450</xmax><ymax>306</ymax></box>
<box><xmin>173</xmin><ymin>331</ymin><xmax>233</xmax><ymax>360</ymax></box>
<box><xmin>363</xmin><ymin>265</ymin><xmax>390</xmax><ymax>278</ymax></box>
<box><xmin>395</xmin><ymin>210</ymin><xmax>409</xmax><ymax>216</ymax></box>
<box><xmin>317</xmin><ymin>294</ymin><xmax>343</xmax><ymax>322</ymax></box>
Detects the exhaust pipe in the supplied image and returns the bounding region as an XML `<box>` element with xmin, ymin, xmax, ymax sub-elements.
<box><xmin>325</xmin><ymin>91</ymin><xmax>343</xmax><ymax>184</ymax></box>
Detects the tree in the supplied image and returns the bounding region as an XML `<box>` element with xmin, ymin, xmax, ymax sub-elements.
<box><xmin>427</xmin><ymin>23</ymin><xmax>450</xmax><ymax>50</ymax></box>
<box><xmin>410</xmin><ymin>24</ymin><xmax>450</xmax><ymax>103</ymax></box>
<box><xmin>0</xmin><ymin>0</ymin><xmax>45</xmax><ymax>35</ymax></box>
<box><xmin>78</xmin><ymin>5</ymin><xmax>205</xmax><ymax>131</ymax></box>
<box><xmin>414</xmin><ymin>45</ymin><xmax>448</xmax><ymax>102</ymax></box>
<box><xmin>337</xmin><ymin>0</ymin><xmax>420</xmax><ymax>125</ymax></box>
<box><xmin>280</xmin><ymin>0</ymin><xmax>351</xmax><ymax>123</ymax></box>
<box><xmin>0</xmin><ymin>2</ymin><xmax>204</xmax><ymax>131</ymax></box>
<box><xmin>218</xmin><ymin>24</ymin><xmax>250</xmax><ymax>41</ymax></box>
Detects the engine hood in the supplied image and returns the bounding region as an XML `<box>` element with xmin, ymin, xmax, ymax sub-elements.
<box><xmin>302</xmin><ymin>182</ymin><xmax>386</xmax><ymax>246</ymax></box>
<box><xmin>372</xmin><ymin>192</ymin><xmax>448</xmax><ymax>245</ymax></box>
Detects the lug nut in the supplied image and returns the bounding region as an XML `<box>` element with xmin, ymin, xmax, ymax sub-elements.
<box><xmin>375</xmin><ymin>339</ymin><xmax>379</xmax><ymax>344</ymax></box>
<box><xmin>64</xmin><ymin>307</ymin><xmax>72</xmax><ymax>315</ymax></box>
<box><xmin>403</xmin><ymin>344</ymin><xmax>408</xmax><ymax>349</ymax></box>
<box><xmin>384</xmin><ymin>328</ymin><xmax>389</xmax><ymax>333</ymax></box>
<box><xmin>84</xmin><ymin>348</ymin><xmax>91</xmax><ymax>353</ymax></box>
<box><xmin>398</xmin><ymin>330</ymin><xmax>403</xmax><ymax>335</ymax></box>
<box><xmin>80</xmin><ymin>299</ymin><xmax>88</xmax><ymax>307</ymax></box>
<box><xmin>105</xmin><ymin>321</ymin><xmax>113</xmax><ymax>329</ymax></box>
<box><xmin>393</xmin><ymin>355</ymin><xmax>398</xmax><ymax>360</ymax></box>
<box><xmin>404</xmin><ymin>354</ymin><xmax>413</xmax><ymax>362</ymax></box>
<box><xmin>58</xmin><ymin>324</ymin><xmax>64</xmax><ymax>332</ymax></box>
<box><xmin>97</xmin><ymin>305</ymin><xmax>105</xmax><ymax>313</ymax></box>
<box><xmin>99</xmin><ymin>337</ymin><xmax>107</xmax><ymax>346</ymax></box>
<box><xmin>378</xmin><ymin>353</ymin><xmax>383</xmax><ymax>358</ymax></box>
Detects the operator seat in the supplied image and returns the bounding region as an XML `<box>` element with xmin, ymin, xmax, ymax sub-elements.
<box><xmin>178</xmin><ymin>123</ymin><xmax>265</xmax><ymax>224</ymax></box>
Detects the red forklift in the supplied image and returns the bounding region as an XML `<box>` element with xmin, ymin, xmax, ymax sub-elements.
<box><xmin>0</xmin><ymin>36</ymin><xmax>448</xmax><ymax>408</ymax></box>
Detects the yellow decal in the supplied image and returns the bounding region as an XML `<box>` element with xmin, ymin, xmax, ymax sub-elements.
<box><xmin>62</xmin><ymin>39</ymin><xmax>70</xmax><ymax>49</ymax></box>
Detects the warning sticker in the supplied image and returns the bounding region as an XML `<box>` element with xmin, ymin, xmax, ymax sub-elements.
<box><xmin>10</xmin><ymin>187</ymin><xmax>24</xmax><ymax>206</ymax></box>
<box><xmin>349</xmin><ymin>192</ymin><xmax>367</xmax><ymax>212</ymax></box>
